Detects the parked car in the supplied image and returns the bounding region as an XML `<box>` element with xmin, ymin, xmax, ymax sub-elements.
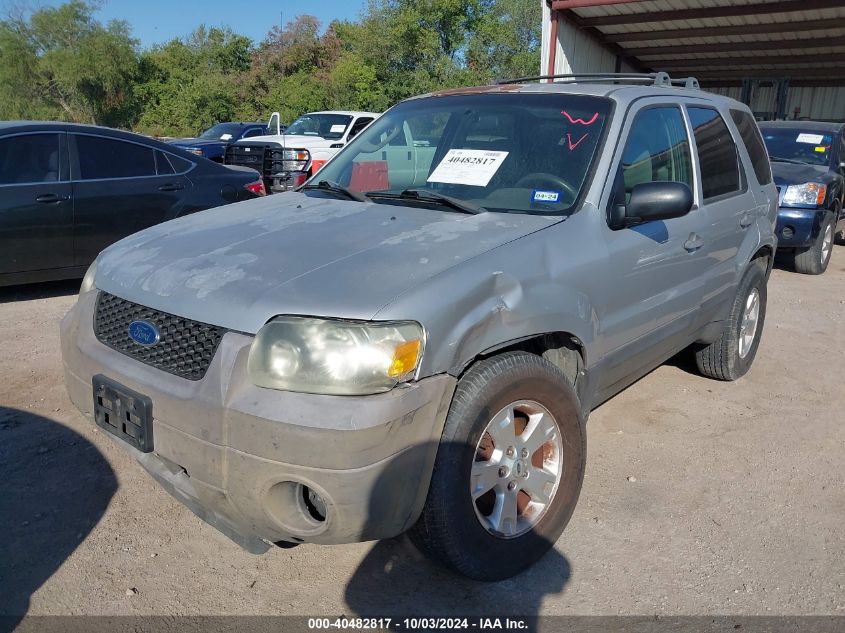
<box><xmin>0</xmin><ymin>121</ymin><xmax>265</xmax><ymax>287</ymax></box>
<box><xmin>168</xmin><ymin>122</ymin><xmax>280</xmax><ymax>162</ymax></box>
<box><xmin>61</xmin><ymin>73</ymin><xmax>777</xmax><ymax>580</ymax></box>
<box><xmin>758</xmin><ymin>120</ymin><xmax>845</xmax><ymax>274</ymax></box>
<box><xmin>225</xmin><ymin>110</ymin><xmax>379</xmax><ymax>192</ymax></box>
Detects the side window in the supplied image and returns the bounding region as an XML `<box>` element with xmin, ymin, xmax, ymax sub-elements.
<box><xmin>0</xmin><ymin>133</ymin><xmax>62</xmax><ymax>185</ymax></box>
<box><xmin>687</xmin><ymin>107</ymin><xmax>741</xmax><ymax>199</ymax></box>
<box><xmin>155</xmin><ymin>150</ymin><xmax>175</xmax><ymax>175</ymax></box>
<box><xmin>729</xmin><ymin>109</ymin><xmax>772</xmax><ymax>185</ymax></box>
<box><xmin>620</xmin><ymin>106</ymin><xmax>693</xmax><ymax>200</ymax></box>
<box><xmin>165</xmin><ymin>153</ymin><xmax>193</xmax><ymax>173</ymax></box>
<box><xmin>242</xmin><ymin>128</ymin><xmax>264</xmax><ymax>138</ymax></box>
<box><xmin>76</xmin><ymin>135</ymin><xmax>156</xmax><ymax>180</ymax></box>
<box><xmin>348</xmin><ymin>117</ymin><xmax>374</xmax><ymax>139</ymax></box>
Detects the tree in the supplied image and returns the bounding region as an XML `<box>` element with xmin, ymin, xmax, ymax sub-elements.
<box><xmin>0</xmin><ymin>1</ymin><xmax>140</xmax><ymax>125</ymax></box>
<box><xmin>135</xmin><ymin>26</ymin><xmax>252</xmax><ymax>136</ymax></box>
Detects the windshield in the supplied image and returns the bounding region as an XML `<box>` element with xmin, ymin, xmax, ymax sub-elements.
<box><xmin>286</xmin><ymin>114</ymin><xmax>353</xmax><ymax>140</ymax></box>
<box><xmin>199</xmin><ymin>123</ymin><xmax>248</xmax><ymax>141</ymax></box>
<box><xmin>311</xmin><ymin>93</ymin><xmax>612</xmax><ymax>215</ymax></box>
<box><xmin>760</xmin><ymin>127</ymin><xmax>835</xmax><ymax>166</ymax></box>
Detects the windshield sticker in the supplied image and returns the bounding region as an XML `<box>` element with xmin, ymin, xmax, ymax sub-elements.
<box><xmin>815</xmin><ymin>146</ymin><xmax>828</xmax><ymax>153</ymax></box>
<box><xmin>427</xmin><ymin>149</ymin><xmax>509</xmax><ymax>187</ymax></box>
<box><xmin>796</xmin><ymin>133</ymin><xmax>824</xmax><ymax>144</ymax></box>
<box><xmin>219</xmin><ymin>133</ymin><xmax>233</xmax><ymax>141</ymax></box>
<box><xmin>330</xmin><ymin>124</ymin><xmax>347</xmax><ymax>133</ymax></box>
<box><xmin>566</xmin><ymin>133</ymin><xmax>589</xmax><ymax>150</ymax></box>
<box><xmin>561</xmin><ymin>111</ymin><xmax>599</xmax><ymax>125</ymax></box>
<box><xmin>532</xmin><ymin>190</ymin><xmax>561</xmax><ymax>203</ymax></box>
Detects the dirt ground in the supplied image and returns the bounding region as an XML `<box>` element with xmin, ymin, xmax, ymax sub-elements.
<box><xmin>1</xmin><ymin>251</ymin><xmax>844</xmax><ymax>619</ymax></box>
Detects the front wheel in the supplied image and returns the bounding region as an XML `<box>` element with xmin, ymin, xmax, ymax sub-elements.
<box><xmin>695</xmin><ymin>262</ymin><xmax>767</xmax><ymax>381</ymax></box>
<box><xmin>794</xmin><ymin>211</ymin><xmax>834</xmax><ymax>275</ymax></box>
<box><xmin>410</xmin><ymin>352</ymin><xmax>586</xmax><ymax>581</ymax></box>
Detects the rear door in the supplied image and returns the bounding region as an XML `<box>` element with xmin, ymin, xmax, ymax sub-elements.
<box><xmin>70</xmin><ymin>133</ymin><xmax>193</xmax><ymax>266</ymax></box>
<box><xmin>686</xmin><ymin>105</ymin><xmax>761</xmax><ymax>319</ymax></box>
<box><xmin>0</xmin><ymin>131</ymin><xmax>74</xmax><ymax>274</ymax></box>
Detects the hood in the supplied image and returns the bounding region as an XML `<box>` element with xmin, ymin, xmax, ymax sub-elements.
<box><xmin>95</xmin><ymin>193</ymin><xmax>558</xmax><ymax>334</ymax></box>
<box><xmin>237</xmin><ymin>134</ymin><xmax>336</xmax><ymax>149</ymax></box>
<box><xmin>770</xmin><ymin>162</ymin><xmax>831</xmax><ymax>186</ymax></box>
<box><xmin>169</xmin><ymin>138</ymin><xmax>226</xmax><ymax>147</ymax></box>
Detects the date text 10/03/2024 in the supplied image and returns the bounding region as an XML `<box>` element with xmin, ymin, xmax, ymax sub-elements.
<box><xmin>307</xmin><ymin>618</ymin><xmax>530</xmax><ymax>630</ymax></box>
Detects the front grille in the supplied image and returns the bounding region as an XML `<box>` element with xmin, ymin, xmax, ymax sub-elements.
<box><xmin>94</xmin><ymin>292</ymin><xmax>226</xmax><ymax>381</ymax></box>
<box><xmin>225</xmin><ymin>143</ymin><xmax>285</xmax><ymax>190</ymax></box>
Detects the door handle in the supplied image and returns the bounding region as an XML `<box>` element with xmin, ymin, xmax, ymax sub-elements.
<box><xmin>35</xmin><ymin>193</ymin><xmax>70</xmax><ymax>204</ymax></box>
<box><xmin>740</xmin><ymin>212</ymin><xmax>753</xmax><ymax>228</ymax></box>
<box><xmin>158</xmin><ymin>183</ymin><xmax>184</xmax><ymax>192</ymax></box>
<box><xmin>684</xmin><ymin>233</ymin><xmax>705</xmax><ymax>252</ymax></box>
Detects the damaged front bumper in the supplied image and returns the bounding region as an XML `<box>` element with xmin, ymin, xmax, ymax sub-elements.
<box><xmin>60</xmin><ymin>290</ymin><xmax>456</xmax><ymax>551</ymax></box>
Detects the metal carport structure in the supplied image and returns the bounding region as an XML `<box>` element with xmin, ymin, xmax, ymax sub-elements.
<box><xmin>541</xmin><ymin>0</ymin><xmax>845</xmax><ymax>120</ymax></box>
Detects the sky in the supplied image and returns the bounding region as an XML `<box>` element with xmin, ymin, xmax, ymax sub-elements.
<box><xmin>11</xmin><ymin>0</ymin><xmax>368</xmax><ymax>48</ymax></box>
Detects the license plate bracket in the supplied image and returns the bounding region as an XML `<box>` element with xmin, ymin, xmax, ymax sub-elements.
<box><xmin>92</xmin><ymin>374</ymin><xmax>154</xmax><ymax>453</ymax></box>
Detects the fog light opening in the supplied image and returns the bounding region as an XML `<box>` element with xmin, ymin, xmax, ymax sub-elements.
<box><xmin>301</xmin><ymin>484</ymin><xmax>327</xmax><ymax>523</ymax></box>
<box><xmin>782</xmin><ymin>225</ymin><xmax>795</xmax><ymax>239</ymax></box>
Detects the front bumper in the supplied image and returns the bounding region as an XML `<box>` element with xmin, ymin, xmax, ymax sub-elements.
<box><xmin>776</xmin><ymin>207</ymin><xmax>825</xmax><ymax>248</ymax></box>
<box><xmin>60</xmin><ymin>291</ymin><xmax>456</xmax><ymax>550</ymax></box>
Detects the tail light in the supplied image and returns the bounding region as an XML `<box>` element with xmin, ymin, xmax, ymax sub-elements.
<box><xmin>245</xmin><ymin>179</ymin><xmax>266</xmax><ymax>196</ymax></box>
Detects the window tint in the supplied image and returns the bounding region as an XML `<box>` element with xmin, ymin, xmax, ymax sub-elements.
<box><xmin>242</xmin><ymin>128</ymin><xmax>266</xmax><ymax>138</ymax></box>
<box><xmin>165</xmin><ymin>153</ymin><xmax>193</xmax><ymax>173</ymax></box>
<box><xmin>620</xmin><ymin>106</ymin><xmax>693</xmax><ymax>199</ymax></box>
<box><xmin>155</xmin><ymin>150</ymin><xmax>175</xmax><ymax>175</ymax></box>
<box><xmin>688</xmin><ymin>107</ymin><xmax>741</xmax><ymax>199</ymax></box>
<box><xmin>0</xmin><ymin>133</ymin><xmax>62</xmax><ymax>185</ymax></box>
<box><xmin>730</xmin><ymin>109</ymin><xmax>772</xmax><ymax>185</ymax></box>
<box><xmin>76</xmin><ymin>135</ymin><xmax>156</xmax><ymax>180</ymax></box>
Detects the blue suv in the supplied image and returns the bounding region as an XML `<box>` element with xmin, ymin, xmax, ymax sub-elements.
<box><xmin>759</xmin><ymin>120</ymin><xmax>845</xmax><ymax>274</ymax></box>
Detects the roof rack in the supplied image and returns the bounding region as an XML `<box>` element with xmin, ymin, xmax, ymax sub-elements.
<box><xmin>497</xmin><ymin>72</ymin><xmax>700</xmax><ymax>90</ymax></box>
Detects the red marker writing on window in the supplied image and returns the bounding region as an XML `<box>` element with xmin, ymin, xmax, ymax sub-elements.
<box><xmin>566</xmin><ymin>133</ymin><xmax>588</xmax><ymax>150</ymax></box>
<box><xmin>561</xmin><ymin>111</ymin><xmax>599</xmax><ymax>125</ymax></box>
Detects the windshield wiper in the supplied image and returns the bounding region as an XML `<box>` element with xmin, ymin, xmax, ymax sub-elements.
<box><xmin>301</xmin><ymin>180</ymin><xmax>369</xmax><ymax>202</ymax></box>
<box><xmin>768</xmin><ymin>155</ymin><xmax>807</xmax><ymax>165</ymax></box>
<box><xmin>366</xmin><ymin>188</ymin><xmax>485</xmax><ymax>215</ymax></box>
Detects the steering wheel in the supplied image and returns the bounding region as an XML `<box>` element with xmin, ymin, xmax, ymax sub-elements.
<box><xmin>514</xmin><ymin>173</ymin><xmax>578</xmax><ymax>200</ymax></box>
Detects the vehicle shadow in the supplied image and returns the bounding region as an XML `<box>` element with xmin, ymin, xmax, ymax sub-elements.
<box><xmin>0</xmin><ymin>407</ymin><xmax>117</xmax><ymax>627</ymax></box>
<box><xmin>344</xmin><ymin>440</ymin><xmax>572</xmax><ymax>618</ymax></box>
<box><xmin>0</xmin><ymin>279</ymin><xmax>81</xmax><ymax>304</ymax></box>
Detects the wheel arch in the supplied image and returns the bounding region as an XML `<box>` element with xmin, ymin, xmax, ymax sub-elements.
<box><xmin>455</xmin><ymin>331</ymin><xmax>589</xmax><ymax>404</ymax></box>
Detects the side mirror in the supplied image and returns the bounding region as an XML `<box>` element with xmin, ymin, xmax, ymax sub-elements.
<box><xmin>609</xmin><ymin>181</ymin><xmax>693</xmax><ymax>229</ymax></box>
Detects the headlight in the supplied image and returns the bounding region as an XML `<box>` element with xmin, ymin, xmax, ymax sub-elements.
<box><xmin>248</xmin><ymin>317</ymin><xmax>424</xmax><ymax>395</ymax></box>
<box><xmin>783</xmin><ymin>182</ymin><xmax>826</xmax><ymax>206</ymax></box>
<box><xmin>79</xmin><ymin>260</ymin><xmax>97</xmax><ymax>295</ymax></box>
<box><xmin>187</xmin><ymin>148</ymin><xmax>204</xmax><ymax>156</ymax></box>
<box><xmin>275</xmin><ymin>148</ymin><xmax>310</xmax><ymax>172</ymax></box>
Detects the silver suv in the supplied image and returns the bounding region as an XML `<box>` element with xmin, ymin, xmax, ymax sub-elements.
<box><xmin>61</xmin><ymin>73</ymin><xmax>778</xmax><ymax>580</ymax></box>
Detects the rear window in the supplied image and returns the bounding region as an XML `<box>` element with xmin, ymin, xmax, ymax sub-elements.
<box><xmin>687</xmin><ymin>107</ymin><xmax>742</xmax><ymax>200</ymax></box>
<box><xmin>730</xmin><ymin>109</ymin><xmax>772</xmax><ymax>185</ymax></box>
<box><xmin>76</xmin><ymin>135</ymin><xmax>156</xmax><ymax>180</ymax></box>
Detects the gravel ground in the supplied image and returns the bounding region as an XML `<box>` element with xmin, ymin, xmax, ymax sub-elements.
<box><xmin>1</xmin><ymin>251</ymin><xmax>843</xmax><ymax>618</ymax></box>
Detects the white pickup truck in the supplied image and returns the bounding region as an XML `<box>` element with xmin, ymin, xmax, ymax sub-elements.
<box><xmin>225</xmin><ymin>111</ymin><xmax>379</xmax><ymax>192</ymax></box>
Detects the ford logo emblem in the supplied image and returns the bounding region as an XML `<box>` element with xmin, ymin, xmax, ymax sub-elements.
<box><xmin>128</xmin><ymin>320</ymin><xmax>160</xmax><ymax>346</ymax></box>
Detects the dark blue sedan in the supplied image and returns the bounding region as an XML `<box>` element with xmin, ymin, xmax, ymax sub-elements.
<box><xmin>759</xmin><ymin>120</ymin><xmax>845</xmax><ymax>275</ymax></box>
<box><xmin>168</xmin><ymin>122</ymin><xmax>278</xmax><ymax>162</ymax></box>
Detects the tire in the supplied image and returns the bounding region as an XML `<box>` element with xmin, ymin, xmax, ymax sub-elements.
<box><xmin>794</xmin><ymin>211</ymin><xmax>834</xmax><ymax>275</ymax></box>
<box><xmin>410</xmin><ymin>351</ymin><xmax>586</xmax><ymax>581</ymax></box>
<box><xmin>833</xmin><ymin>201</ymin><xmax>845</xmax><ymax>245</ymax></box>
<box><xmin>695</xmin><ymin>262</ymin><xmax>767</xmax><ymax>381</ymax></box>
